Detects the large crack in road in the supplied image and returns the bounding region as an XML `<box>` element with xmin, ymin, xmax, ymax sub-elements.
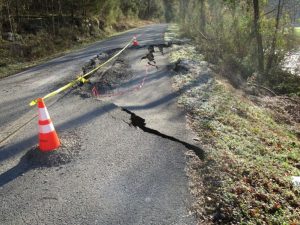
<box><xmin>83</xmin><ymin>41</ymin><xmax>206</xmax><ymax>160</ymax></box>
<box><xmin>0</xmin><ymin>24</ymin><xmax>200</xmax><ymax>225</ymax></box>
<box><xmin>122</xmin><ymin>108</ymin><xmax>205</xmax><ymax>160</ymax></box>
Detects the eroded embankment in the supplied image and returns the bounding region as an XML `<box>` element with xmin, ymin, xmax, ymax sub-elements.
<box><xmin>170</xmin><ymin>43</ymin><xmax>300</xmax><ymax>224</ymax></box>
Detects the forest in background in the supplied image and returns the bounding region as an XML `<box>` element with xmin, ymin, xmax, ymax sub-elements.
<box><xmin>168</xmin><ymin>0</ymin><xmax>300</xmax><ymax>96</ymax></box>
<box><xmin>1</xmin><ymin>0</ymin><xmax>300</xmax><ymax>94</ymax></box>
<box><xmin>166</xmin><ymin>1</ymin><xmax>300</xmax><ymax>224</ymax></box>
<box><xmin>0</xmin><ymin>0</ymin><xmax>165</xmax><ymax>37</ymax></box>
<box><xmin>0</xmin><ymin>0</ymin><xmax>165</xmax><ymax>77</ymax></box>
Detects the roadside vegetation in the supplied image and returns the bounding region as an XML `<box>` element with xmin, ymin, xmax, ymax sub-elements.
<box><xmin>166</xmin><ymin>0</ymin><xmax>300</xmax><ymax>222</ymax></box>
<box><xmin>0</xmin><ymin>0</ymin><xmax>165</xmax><ymax>78</ymax></box>
<box><xmin>170</xmin><ymin>41</ymin><xmax>300</xmax><ymax>225</ymax></box>
<box><xmin>0</xmin><ymin>18</ymin><xmax>150</xmax><ymax>78</ymax></box>
<box><xmin>167</xmin><ymin>0</ymin><xmax>300</xmax><ymax>97</ymax></box>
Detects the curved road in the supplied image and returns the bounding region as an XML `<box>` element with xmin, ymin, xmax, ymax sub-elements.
<box><xmin>0</xmin><ymin>24</ymin><xmax>199</xmax><ymax>225</ymax></box>
<box><xmin>0</xmin><ymin>24</ymin><xmax>166</xmax><ymax>139</ymax></box>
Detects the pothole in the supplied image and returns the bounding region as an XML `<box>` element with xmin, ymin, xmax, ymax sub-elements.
<box><xmin>75</xmin><ymin>51</ymin><xmax>134</xmax><ymax>98</ymax></box>
<box><xmin>75</xmin><ymin>44</ymin><xmax>172</xmax><ymax>98</ymax></box>
<box><xmin>94</xmin><ymin>57</ymin><xmax>134</xmax><ymax>94</ymax></box>
<box><xmin>25</xmin><ymin>131</ymin><xmax>81</xmax><ymax>168</ymax></box>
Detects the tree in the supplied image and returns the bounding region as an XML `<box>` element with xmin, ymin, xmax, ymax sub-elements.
<box><xmin>253</xmin><ymin>0</ymin><xmax>264</xmax><ymax>73</ymax></box>
<box><xmin>163</xmin><ymin>0</ymin><xmax>178</xmax><ymax>22</ymax></box>
<box><xmin>266</xmin><ymin>0</ymin><xmax>284</xmax><ymax>73</ymax></box>
<box><xmin>199</xmin><ymin>0</ymin><xmax>206</xmax><ymax>34</ymax></box>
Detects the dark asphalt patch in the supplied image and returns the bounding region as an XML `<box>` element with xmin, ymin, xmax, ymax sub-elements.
<box><xmin>94</xmin><ymin>57</ymin><xmax>133</xmax><ymax>94</ymax></box>
<box><xmin>78</xmin><ymin>61</ymin><xmax>133</xmax><ymax>98</ymax></box>
<box><xmin>0</xmin><ymin>131</ymin><xmax>81</xmax><ymax>187</ymax></box>
<box><xmin>48</xmin><ymin>48</ymin><xmax>128</xmax><ymax>100</ymax></box>
<box><xmin>26</xmin><ymin>131</ymin><xmax>81</xmax><ymax>168</ymax></box>
<box><xmin>77</xmin><ymin>44</ymin><xmax>173</xmax><ymax>98</ymax></box>
<box><xmin>122</xmin><ymin>108</ymin><xmax>206</xmax><ymax>160</ymax></box>
<box><xmin>73</xmin><ymin>50</ymin><xmax>133</xmax><ymax>98</ymax></box>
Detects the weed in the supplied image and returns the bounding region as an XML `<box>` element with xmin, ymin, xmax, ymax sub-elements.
<box><xmin>171</xmin><ymin>44</ymin><xmax>300</xmax><ymax>224</ymax></box>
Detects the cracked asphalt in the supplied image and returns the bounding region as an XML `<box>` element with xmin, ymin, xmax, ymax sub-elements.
<box><xmin>0</xmin><ymin>24</ymin><xmax>199</xmax><ymax>225</ymax></box>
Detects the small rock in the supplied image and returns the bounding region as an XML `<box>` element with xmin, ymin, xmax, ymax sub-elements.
<box><xmin>97</xmin><ymin>52</ymin><xmax>109</xmax><ymax>60</ymax></box>
<box><xmin>199</xmin><ymin>61</ymin><xmax>209</xmax><ymax>68</ymax></box>
<box><xmin>174</xmin><ymin>59</ymin><xmax>197</xmax><ymax>72</ymax></box>
<box><xmin>212</xmin><ymin>211</ymin><xmax>226</xmax><ymax>222</ymax></box>
<box><xmin>206</xmin><ymin>196</ymin><xmax>212</xmax><ymax>201</ymax></box>
<box><xmin>292</xmin><ymin>176</ymin><xmax>300</xmax><ymax>187</ymax></box>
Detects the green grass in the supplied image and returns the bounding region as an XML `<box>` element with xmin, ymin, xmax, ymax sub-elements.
<box><xmin>170</xmin><ymin>45</ymin><xmax>300</xmax><ymax>224</ymax></box>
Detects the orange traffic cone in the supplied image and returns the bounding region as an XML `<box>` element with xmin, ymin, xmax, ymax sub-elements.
<box><xmin>37</xmin><ymin>98</ymin><xmax>60</xmax><ymax>152</ymax></box>
<box><xmin>132</xmin><ymin>35</ymin><xmax>139</xmax><ymax>46</ymax></box>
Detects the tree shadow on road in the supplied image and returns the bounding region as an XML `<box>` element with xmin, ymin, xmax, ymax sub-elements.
<box><xmin>0</xmin><ymin>69</ymin><xmax>210</xmax><ymax>187</ymax></box>
<box><xmin>124</xmin><ymin>72</ymin><xmax>212</xmax><ymax>111</ymax></box>
<box><xmin>0</xmin><ymin>102</ymin><xmax>117</xmax><ymax>187</ymax></box>
<box><xmin>0</xmin><ymin>155</ymin><xmax>31</xmax><ymax>187</ymax></box>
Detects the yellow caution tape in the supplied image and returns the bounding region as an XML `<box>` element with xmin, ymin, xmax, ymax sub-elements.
<box><xmin>29</xmin><ymin>38</ymin><xmax>133</xmax><ymax>106</ymax></box>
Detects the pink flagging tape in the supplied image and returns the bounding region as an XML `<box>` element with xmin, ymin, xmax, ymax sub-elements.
<box><xmin>92</xmin><ymin>86</ymin><xmax>100</xmax><ymax>97</ymax></box>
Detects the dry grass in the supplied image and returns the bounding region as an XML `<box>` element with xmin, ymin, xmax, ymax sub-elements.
<box><xmin>170</xmin><ymin>43</ymin><xmax>300</xmax><ymax>224</ymax></box>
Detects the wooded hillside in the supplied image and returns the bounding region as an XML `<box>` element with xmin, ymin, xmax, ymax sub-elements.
<box><xmin>0</xmin><ymin>0</ymin><xmax>165</xmax><ymax>76</ymax></box>
<box><xmin>0</xmin><ymin>0</ymin><xmax>164</xmax><ymax>36</ymax></box>
<box><xmin>172</xmin><ymin>0</ymin><xmax>300</xmax><ymax>95</ymax></box>
<box><xmin>1</xmin><ymin>0</ymin><xmax>300</xmax><ymax>95</ymax></box>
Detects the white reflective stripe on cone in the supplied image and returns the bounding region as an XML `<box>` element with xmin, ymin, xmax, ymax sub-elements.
<box><xmin>39</xmin><ymin>123</ymin><xmax>55</xmax><ymax>134</ymax></box>
<box><xmin>38</xmin><ymin>108</ymin><xmax>50</xmax><ymax>121</ymax></box>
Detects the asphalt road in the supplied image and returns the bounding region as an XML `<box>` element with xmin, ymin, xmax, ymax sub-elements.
<box><xmin>0</xmin><ymin>24</ymin><xmax>166</xmax><ymax>139</ymax></box>
<box><xmin>103</xmin><ymin>47</ymin><xmax>194</xmax><ymax>143</ymax></box>
<box><xmin>0</xmin><ymin>24</ymin><xmax>198</xmax><ymax>225</ymax></box>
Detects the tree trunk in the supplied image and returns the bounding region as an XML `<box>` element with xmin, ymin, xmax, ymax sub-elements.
<box><xmin>46</xmin><ymin>0</ymin><xmax>49</xmax><ymax>14</ymax></box>
<box><xmin>199</xmin><ymin>0</ymin><xmax>206</xmax><ymax>33</ymax></box>
<box><xmin>0</xmin><ymin>3</ymin><xmax>3</xmax><ymax>38</ymax></box>
<box><xmin>51</xmin><ymin>0</ymin><xmax>55</xmax><ymax>35</ymax></box>
<box><xmin>15</xmin><ymin>0</ymin><xmax>19</xmax><ymax>32</ymax></box>
<box><xmin>147</xmin><ymin>0</ymin><xmax>151</xmax><ymax>18</ymax></box>
<box><xmin>253</xmin><ymin>0</ymin><xmax>264</xmax><ymax>74</ymax></box>
<box><xmin>6</xmin><ymin>0</ymin><xmax>14</xmax><ymax>34</ymax></box>
<box><xmin>58</xmin><ymin>0</ymin><xmax>63</xmax><ymax>26</ymax></box>
<box><xmin>81</xmin><ymin>0</ymin><xmax>86</xmax><ymax>17</ymax></box>
<box><xmin>180</xmin><ymin>0</ymin><xmax>189</xmax><ymax>25</ymax></box>
<box><xmin>266</xmin><ymin>0</ymin><xmax>284</xmax><ymax>73</ymax></box>
<box><xmin>71</xmin><ymin>0</ymin><xmax>74</xmax><ymax>28</ymax></box>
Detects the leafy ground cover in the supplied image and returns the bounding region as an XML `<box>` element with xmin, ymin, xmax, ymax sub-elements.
<box><xmin>0</xmin><ymin>19</ymin><xmax>152</xmax><ymax>79</ymax></box>
<box><xmin>170</xmin><ymin>43</ymin><xmax>300</xmax><ymax>224</ymax></box>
